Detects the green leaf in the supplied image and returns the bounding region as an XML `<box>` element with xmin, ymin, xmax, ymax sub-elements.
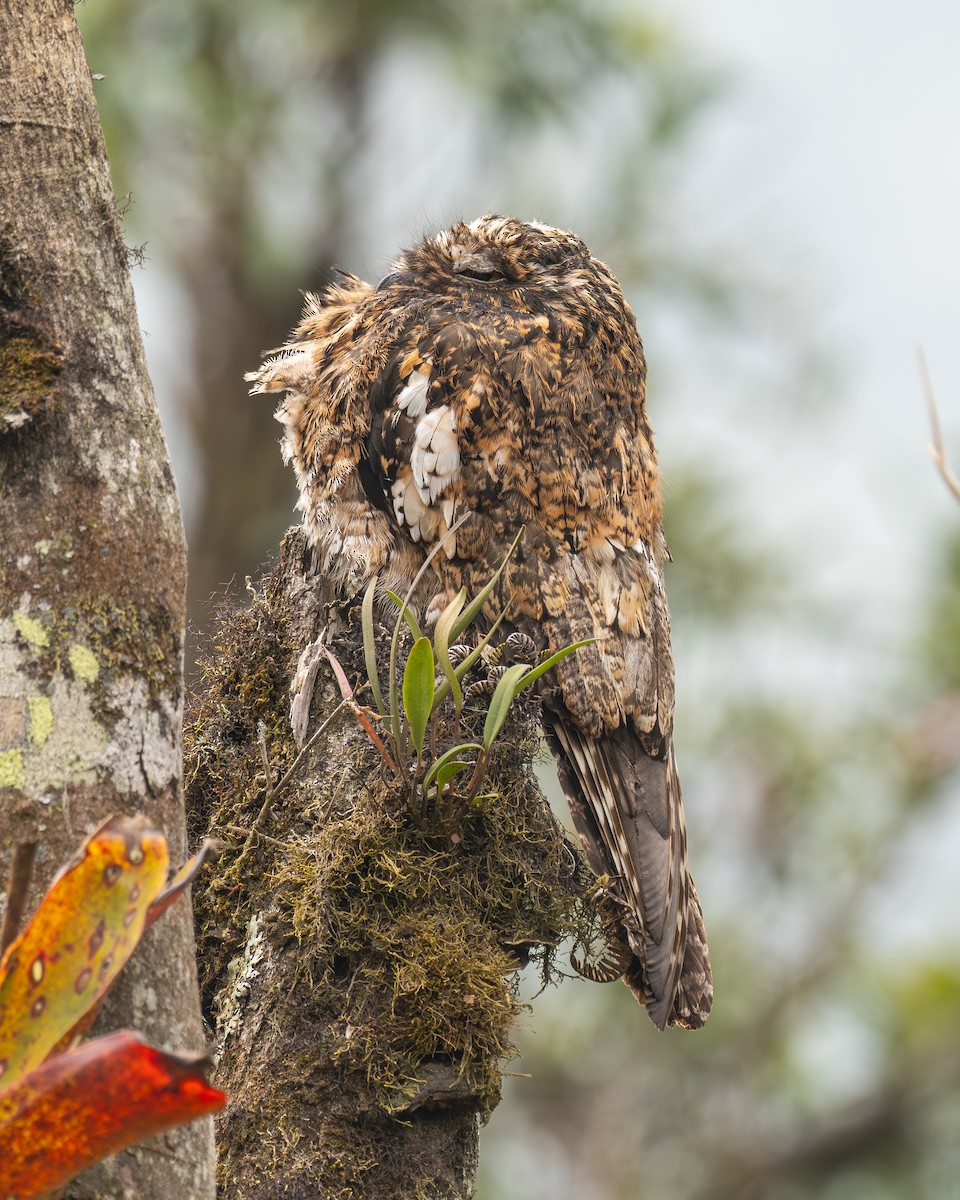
<box><xmin>430</xmin><ymin>605</ymin><xmax>510</xmax><ymax>715</ymax></box>
<box><xmin>482</xmin><ymin>663</ymin><xmax>533</xmax><ymax>749</ymax></box>
<box><xmin>385</xmin><ymin>591</ymin><xmax>423</xmax><ymax>641</ymax></box>
<box><xmin>437</xmin><ymin>760</ymin><xmax>474</xmax><ymax>791</ymax></box>
<box><xmin>361</xmin><ymin>578</ymin><xmax>385</xmax><ymax>715</ymax></box>
<box><xmin>387</xmin><ymin>621</ymin><xmax>405</xmax><ymax>758</ymax></box>
<box><xmin>402</xmin><ymin>637</ymin><xmax>435</xmax><ymax>756</ymax></box>
<box><xmin>422</xmin><ymin>743</ymin><xmax>484</xmax><ymax>793</ymax></box>
<box><xmin>452</xmin><ymin>526</ymin><xmax>523</xmax><ymax>639</ymax></box>
<box><xmin>512</xmin><ymin>639</ymin><xmax>595</xmax><ymax>697</ymax></box>
<box><xmin>433</xmin><ymin>589</ymin><xmax>467</xmax><ymax>714</ymax></box>
<box><xmin>386</xmin><ymin>513</ymin><xmax>472</xmax><ymax>752</ymax></box>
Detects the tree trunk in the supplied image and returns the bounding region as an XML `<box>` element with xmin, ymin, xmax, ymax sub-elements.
<box><xmin>0</xmin><ymin>2</ymin><xmax>215</xmax><ymax>1195</ymax></box>
<box><xmin>188</xmin><ymin>529</ymin><xmax>584</xmax><ymax>1198</ymax></box>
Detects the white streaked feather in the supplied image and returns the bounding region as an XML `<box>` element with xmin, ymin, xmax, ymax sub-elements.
<box><xmin>395</xmin><ymin>368</ymin><xmax>430</xmax><ymax>418</ymax></box>
<box><xmin>633</xmin><ymin>537</ymin><xmax>663</xmax><ymax>593</ymax></box>
<box><xmin>596</xmin><ymin>563</ymin><xmax>620</xmax><ymax>626</ymax></box>
<box><xmin>411</xmin><ymin>405</ymin><xmax>460</xmax><ymax>506</ymax></box>
<box><xmin>434</xmin><ymin>444</ymin><xmax>459</xmax><ymax>476</ymax></box>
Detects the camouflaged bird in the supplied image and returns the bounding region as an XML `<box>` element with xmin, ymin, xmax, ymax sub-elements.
<box><xmin>248</xmin><ymin>215</ymin><xmax>712</xmax><ymax>1030</ymax></box>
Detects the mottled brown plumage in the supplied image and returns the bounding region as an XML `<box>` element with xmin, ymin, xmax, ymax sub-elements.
<box><xmin>248</xmin><ymin>215</ymin><xmax>712</xmax><ymax>1030</ymax></box>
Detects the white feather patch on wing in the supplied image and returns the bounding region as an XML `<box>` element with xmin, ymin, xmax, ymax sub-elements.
<box><xmin>392</xmin><ymin>472</ymin><xmax>424</xmax><ymax>534</ymax></box>
<box><xmin>411</xmin><ymin>405</ymin><xmax>460</xmax><ymax>505</ymax></box>
<box><xmin>391</xmin><ymin>471</ymin><xmax>446</xmax><ymax>545</ymax></box>
<box><xmin>597</xmin><ymin>563</ymin><xmax>621</xmax><ymax>627</ymax></box>
<box><xmin>394</xmin><ymin>368</ymin><xmax>431</xmax><ymax>420</ymax></box>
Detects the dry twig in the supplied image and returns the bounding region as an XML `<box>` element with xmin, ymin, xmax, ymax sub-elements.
<box><xmin>920</xmin><ymin>349</ymin><xmax>960</xmax><ymax>503</ymax></box>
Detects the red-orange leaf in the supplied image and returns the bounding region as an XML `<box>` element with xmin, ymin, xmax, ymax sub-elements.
<box><xmin>0</xmin><ymin>1029</ymin><xmax>225</xmax><ymax>1199</ymax></box>
<box><xmin>0</xmin><ymin>815</ymin><xmax>169</xmax><ymax>1090</ymax></box>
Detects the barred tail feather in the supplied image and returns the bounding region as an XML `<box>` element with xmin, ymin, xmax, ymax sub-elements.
<box><xmin>549</xmin><ymin>720</ymin><xmax>712</xmax><ymax>1030</ymax></box>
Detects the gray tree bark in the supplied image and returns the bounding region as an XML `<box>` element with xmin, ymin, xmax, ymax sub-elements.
<box><xmin>0</xmin><ymin>1</ymin><xmax>215</xmax><ymax>1195</ymax></box>
<box><xmin>188</xmin><ymin>530</ymin><xmax>584</xmax><ymax>1198</ymax></box>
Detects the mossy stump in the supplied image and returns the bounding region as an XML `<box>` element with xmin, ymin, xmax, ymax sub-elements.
<box><xmin>187</xmin><ymin>528</ymin><xmax>585</xmax><ymax>1199</ymax></box>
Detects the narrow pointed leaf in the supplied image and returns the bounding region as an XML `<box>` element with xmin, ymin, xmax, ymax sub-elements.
<box><xmin>361</xmin><ymin>577</ymin><xmax>385</xmax><ymax>714</ymax></box>
<box><xmin>385</xmin><ymin>591</ymin><xmax>423</xmax><ymax>641</ymax></box>
<box><xmin>386</xmin><ymin>513</ymin><xmax>470</xmax><ymax>755</ymax></box>
<box><xmin>482</xmin><ymin>663</ymin><xmax>534</xmax><ymax>749</ymax></box>
<box><xmin>0</xmin><ymin>1030</ymin><xmax>225</xmax><ymax>1198</ymax></box>
<box><xmin>511</xmin><ymin>639</ymin><xmax>595</xmax><ymax>698</ymax></box>
<box><xmin>436</xmin><ymin>760</ymin><xmax>474</xmax><ymax>791</ymax></box>
<box><xmin>431</xmin><ymin>605</ymin><xmax>510</xmax><ymax>714</ymax></box>
<box><xmin>319</xmin><ymin>642</ymin><xmax>357</xmax><ymax>703</ymax></box>
<box><xmin>402</xmin><ymin>637</ymin><xmax>435</xmax><ymax>756</ymax></box>
<box><xmin>452</xmin><ymin>526</ymin><xmax>524</xmax><ymax>639</ymax></box>
<box><xmin>318</xmin><ymin>644</ymin><xmax>397</xmax><ymax>771</ymax></box>
<box><xmin>432</xmin><ymin>588</ymin><xmax>467</xmax><ymax>714</ymax></box>
<box><xmin>0</xmin><ymin>815</ymin><xmax>168</xmax><ymax>1091</ymax></box>
<box><xmin>145</xmin><ymin>839</ymin><xmax>218</xmax><ymax>929</ymax></box>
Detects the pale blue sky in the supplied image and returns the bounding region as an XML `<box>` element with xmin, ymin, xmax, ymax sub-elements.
<box><xmin>654</xmin><ymin>0</ymin><xmax>960</xmax><ymax>515</ymax></box>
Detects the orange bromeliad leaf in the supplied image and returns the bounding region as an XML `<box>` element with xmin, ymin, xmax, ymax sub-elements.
<box><xmin>0</xmin><ymin>1029</ymin><xmax>226</xmax><ymax>1199</ymax></box>
<box><xmin>0</xmin><ymin>815</ymin><xmax>169</xmax><ymax>1091</ymax></box>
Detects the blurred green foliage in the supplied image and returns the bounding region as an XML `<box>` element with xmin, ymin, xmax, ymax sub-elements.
<box><xmin>77</xmin><ymin>1</ymin><xmax>960</xmax><ymax>1196</ymax></box>
<box><xmin>922</xmin><ymin>525</ymin><xmax>960</xmax><ymax>689</ymax></box>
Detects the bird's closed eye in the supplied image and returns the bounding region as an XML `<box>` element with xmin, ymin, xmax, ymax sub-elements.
<box><xmin>452</xmin><ymin>252</ymin><xmax>509</xmax><ymax>283</ymax></box>
<box><xmin>456</xmin><ymin>266</ymin><xmax>507</xmax><ymax>283</ymax></box>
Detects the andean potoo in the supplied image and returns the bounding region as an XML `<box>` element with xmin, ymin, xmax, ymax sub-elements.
<box><xmin>248</xmin><ymin>215</ymin><xmax>712</xmax><ymax>1030</ymax></box>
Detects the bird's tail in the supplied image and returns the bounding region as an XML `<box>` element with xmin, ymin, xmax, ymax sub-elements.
<box><xmin>549</xmin><ymin>720</ymin><xmax>712</xmax><ymax>1030</ymax></box>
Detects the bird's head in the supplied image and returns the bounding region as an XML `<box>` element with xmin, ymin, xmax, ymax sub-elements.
<box><xmin>382</xmin><ymin>215</ymin><xmax>623</xmax><ymax>307</ymax></box>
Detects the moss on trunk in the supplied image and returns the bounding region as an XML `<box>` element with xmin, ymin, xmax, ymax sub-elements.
<box><xmin>188</xmin><ymin>529</ymin><xmax>587</xmax><ymax>1198</ymax></box>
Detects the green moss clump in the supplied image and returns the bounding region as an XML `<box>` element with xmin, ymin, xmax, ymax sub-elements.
<box><xmin>184</xmin><ymin>570</ymin><xmax>296</xmax><ymax>846</ymax></box>
<box><xmin>0</xmin><ymin>236</ymin><xmax>62</xmax><ymax>430</ymax></box>
<box><xmin>187</xmin><ymin>547</ymin><xmax>587</xmax><ymax>1125</ymax></box>
<box><xmin>184</xmin><ymin>566</ymin><xmax>302</xmax><ymax>1010</ymax></box>
<box><xmin>274</xmin><ymin>757</ymin><xmax>578</xmax><ymax>1112</ymax></box>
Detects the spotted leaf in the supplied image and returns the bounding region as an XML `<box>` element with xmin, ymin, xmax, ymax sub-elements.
<box><xmin>0</xmin><ymin>815</ymin><xmax>168</xmax><ymax>1091</ymax></box>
